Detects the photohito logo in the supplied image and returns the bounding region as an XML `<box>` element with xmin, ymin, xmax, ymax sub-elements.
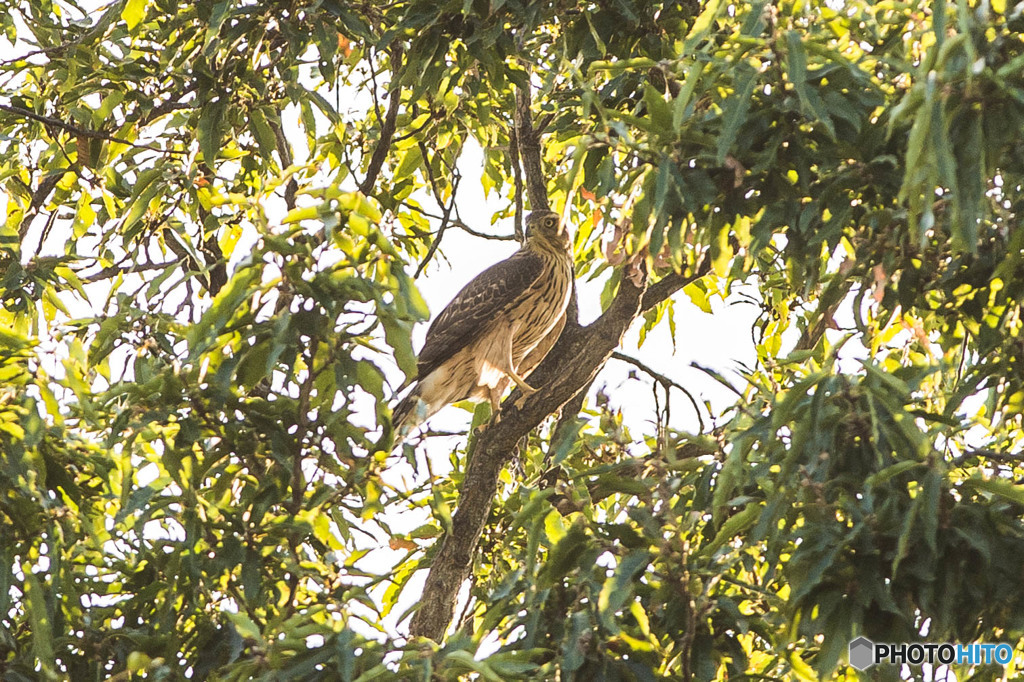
<box><xmin>848</xmin><ymin>637</ymin><xmax>1013</xmax><ymax>670</ymax></box>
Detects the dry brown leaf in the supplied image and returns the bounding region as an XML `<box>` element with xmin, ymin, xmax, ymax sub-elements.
<box><xmin>389</xmin><ymin>537</ymin><xmax>417</xmax><ymax>551</ymax></box>
<box><xmin>337</xmin><ymin>34</ymin><xmax>353</xmax><ymax>57</ymax></box>
<box><xmin>872</xmin><ymin>264</ymin><xmax>887</xmax><ymax>303</ymax></box>
<box><xmin>604</xmin><ymin>220</ymin><xmax>628</xmax><ymax>266</ymax></box>
<box><xmin>724</xmin><ymin>154</ymin><xmax>745</xmax><ymax>188</ymax></box>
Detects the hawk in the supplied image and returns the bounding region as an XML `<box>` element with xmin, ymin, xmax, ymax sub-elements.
<box><xmin>393</xmin><ymin>210</ymin><xmax>574</xmax><ymax>437</ymax></box>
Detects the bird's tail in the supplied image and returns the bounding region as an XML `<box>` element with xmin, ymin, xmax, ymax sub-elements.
<box><xmin>392</xmin><ymin>390</ymin><xmax>416</xmax><ymax>435</ymax></box>
<box><xmin>391</xmin><ymin>384</ymin><xmax>427</xmax><ymax>446</ymax></box>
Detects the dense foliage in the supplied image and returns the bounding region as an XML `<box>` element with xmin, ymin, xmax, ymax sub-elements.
<box><xmin>2</xmin><ymin>0</ymin><xmax>1024</xmax><ymax>679</ymax></box>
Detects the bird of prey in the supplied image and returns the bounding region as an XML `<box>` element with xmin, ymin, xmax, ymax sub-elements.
<box><xmin>392</xmin><ymin>210</ymin><xmax>574</xmax><ymax>437</ymax></box>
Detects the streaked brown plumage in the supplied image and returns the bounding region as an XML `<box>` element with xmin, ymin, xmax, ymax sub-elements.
<box><xmin>393</xmin><ymin>210</ymin><xmax>573</xmax><ymax>437</ymax></box>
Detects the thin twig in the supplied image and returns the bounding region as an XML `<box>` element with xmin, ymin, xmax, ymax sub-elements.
<box><xmin>367</xmin><ymin>48</ymin><xmax>386</xmax><ymax>127</ymax></box>
<box><xmin>392</xmin><ymin>109</ymin><xmax>435</xmax><ymax>143</ymax></box>
<box><xmin>944</xmin><ymin>332</ymin><xmax>971</xmax><ymax>461</ymax></box>
<box><xmin>612</xmin><ymin>351</ymin><xmax>705</xmax><ymax>433</ymax></box>
<box><xmin>453</xmin><ymin>220</ymin><xmax>515</xmax><ymax>241</ymax></box>
<box><xmin>0</xmin><ymin>103</ymin><xmax>184</xmax><ymax>154</ymax></box>
<box><xmin>414</xmin><ymin>142</ymin><xmax>460</xmax><ymax>278</ymax></box>
<box><xmin>16</xmin><ymin>172</ymin><xmax>62</xmax><ymax>240</ymax></box>
<box><xmin>30</xmin><ymin>210</ymin><xmax>59</xmax><ymax>259</ymax></box>
<box><xmin>0</xmin><ymin>16</ymin><xmax>111</xmax><ymax>68</ymax></box>
<box><xmin>82</xmin><ymin>261</ymin><xmax>179</xmax><ymax>284</ymax></box>
<box><xmin>399</xmin><ymin>202</ymin><xmax>516</xmax><ymax>241</ymax></box>
<box><xmin>952</xmin><ymin>449</ymin><xmax>1024</xmax><ymax>466</ymax></box>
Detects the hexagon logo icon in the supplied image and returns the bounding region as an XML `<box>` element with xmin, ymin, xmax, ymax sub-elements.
<box><xmin>849</xmin><ymin>636</ymin><xmax>875</xmax><ymax>670</ymax></box>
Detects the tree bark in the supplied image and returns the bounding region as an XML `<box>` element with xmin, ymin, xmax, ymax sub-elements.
<box><xmin>513</xmin><ymin>86</ymin><xmax>549</xmax><ymax>212</ymax></box>
<box><xmin>359</xmin><ymin>45</ymin><xmax>404</xmax><ymax>196</ymax></box>
<box><xmin>407</xmin><ymin>83</ymin><xmax>708</xmax><ymax>642</ymax></box>
<box><xmin>407</xmin><ymin>261</ymin><xmax>704</xmax><ymax>641</ymax></box>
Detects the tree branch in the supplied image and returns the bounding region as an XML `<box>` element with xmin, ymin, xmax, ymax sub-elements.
<box><xmin>509</xmin><ymin>122</ymin><xmax>525</xmax><ymax>242</ymax></box>
<box><xmin>358</xmin><ymin>45</ymin><xmax>404</xmax><ymax>195</ymax></box>
<box><xmin>407</xmin><ymin>86</ymin><xmax>710</xmax><ymax>643</ymax></box>
<box><xmin>0</xmin><ymin>103</ymin><xmax>184</xmax><ymax>154</ymax></box>
<box><xmin>408</xmin><ymin>273</ymin><xmax>647</xmax><ymax>640</ymax></box>
<box><xmin>414</xmin><ymin>142</ymin><xmax>459</xmax><ymax>278</ymax></box>
<box><xmin>641</xmin><ymin>257</ymin><xmax>711</xmax><ymax>313</ymax></box>
<box><xmin>952</xmin><ymin>449</ymin><xmax>1024</xmax><ymax>466</ymax></box>
<box><xmin>408</xmin><ymin>257</ymin><xmax>711</xmax><ymax>639</ymax></box>
<box><xmin>82</xmin><ymin>261</ymin><xmax>178</xmax><ymax>284</ymax></box>
<box><xmin>513</xmin><ymin>87</ymin><xmax>548</xmax><ymax>212</ymax></box>
<box><xmin>138</xmin><ymin>88</ymin><xmax>196</xmax><ymax>127</ymax></box>
<box><xmin>611</xmin><ymin>351</ymin><xmax>705</xmax><ymax>434</ymax></box>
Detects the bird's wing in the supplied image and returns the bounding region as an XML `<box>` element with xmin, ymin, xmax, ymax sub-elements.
<box><xmin>416</xmin><ymin>249</ymin><xmax>544</xmax><ymax>379</ymax></box>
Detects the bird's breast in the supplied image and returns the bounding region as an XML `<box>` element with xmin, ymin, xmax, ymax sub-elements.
<box><xmin>508</xmin><ymin>252</ymin><xmax>573</xmax><ymax>359</ymax></box>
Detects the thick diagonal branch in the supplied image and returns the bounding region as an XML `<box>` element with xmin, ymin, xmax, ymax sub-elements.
<box><xmin>408</xmin><ymin>274</ymin><xmax>644</xmax><ymax>639</ymax></box>
<box><xmin>407</xmin><ymin>78</ymin><xmax>707</xmax><ymax>642</ymax></box>
<box><xmin>407</xmin><ymin>260</ymin><xmax>703</xmax><ymax>640</ymax></box>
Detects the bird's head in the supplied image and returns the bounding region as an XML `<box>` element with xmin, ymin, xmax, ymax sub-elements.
<box><xmin>524</xmin><ymin>210</ymin><xmax>570</xmax><ymax>251</ymax></box>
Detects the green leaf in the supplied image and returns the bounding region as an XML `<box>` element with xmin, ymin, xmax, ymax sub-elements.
<box><xmin>716</xmin><ymin>65</ymin><xmax>758</xmax><ymax>163</ymax></box>
<box><xmin>583</xmin><ymin>10</ymin><xmax>607</xmax><ymax>57</ymax></box>
<box><xmin>225</xmin><ymin>610</ymin><xmax>264</xmax><ymax>644</ymax></box>
<box><xmin>444</xmin><ymin>650</ymin><xmax>503</xmax><ymax>682</ymax></box>
<box><xmin>683</xmin><ymin>280</ymin><xmax>712</xmax><ymax>313</ymax></box>
<box><xmin>186</xmin><ymin>266</ymin><xmax>260</xmax><ymax>358</ymax></box>
<box><xmin>684</xmin><ymin>0</ymin><xmax>723</xmax><ymax>49</ymax></box>
<box><xmin>381</xmin><ymin>311</ymin><xmax>416</xmax><ymax>380</ymax></box>
<box><xmin>643</xmin><ymin>85</ymin><xmax>671</xmax><ymax>132</ymax></box>
<box><xmin>393</xmin><ymin>148</ymin><xmax>423</xmax><ymax>181</ymax></box>
<box><xmin>537</xmin><ymin>522</ymin><xmax>589</xmax><ymax>588</ymax></box>
<box><xmin>356</xmin><ymin>361</ymin><xmax>386</xmax><ymax>400</ymax></box>
<box><xmin>121</xmin><ymin>0</ymin><xmax>148</xmax><ymax>30</ymax></box>
<box><xmin>486</xmin><ymin>650</ymin><xmax>547</xmax><ymax>677</ymax></box>
<box><xmin>509</xmin><ymin>488</ymin><xmax>556</xmax><ymax>532</ymax></box>
<box><xmin>197</xmin><ymin>100</ymin><xmax>226</xmax><ymax>165</ymax></box>
<box><xmin>698</xmin><ymin>502</ymin><xmax>762</xmax><ymax>559</ymax></box>
<box><xmin>968</xmin><ymin>477</ymin><xmax>1024</xmax><ymax>507</ymax></box>
<box><xmin>786</xmin><ymin>31</ymin><xmax>836</xmax><ymax>139</ymax></box>
<box><xmin>562</xmin><ymin>611</ymin><xmax>593</xmax><ymax>672</ymax></box>
<box><xmin>597</xmin><ymin>550</ymin><xmax>651</xmax><ymax>632</ymax></box>
<box><xmin>23</xmin><ymin>572</ymin><xmax>55</xmax><ymax>674</ymax></box>
<box><xmin>120</xmin><ymin>166</ymin><xmax>163</xmax><ymax>230</ymax></box>
<box><xmin>249</xmin><ymin>107</ymin><xmax>278</xmax><ymax>162</ymax></box>
<box><xmin>865</xmin><ymin>460</ymin><xmax>924</xmax><ymax>487</ymax></box>
<box><xmin>204</xmin><ymin>1</ymin><xmax>232</xmax><ymax>51</ymax></box>
<box><xmin>672</xmin><ymin>59</ymin><xmax>707</xmax><ymax>129</ymax></box>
